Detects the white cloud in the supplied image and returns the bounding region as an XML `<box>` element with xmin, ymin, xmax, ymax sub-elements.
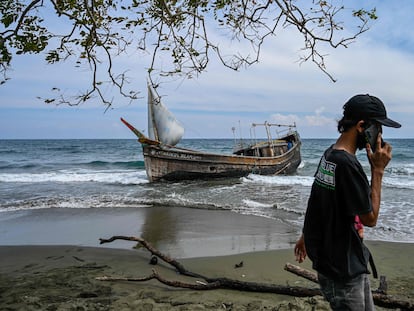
<box><xmin>270</xmin><ymin>113</ymin><xmax>299</xmax><ymax>125</ymax></box>
<box><xmin>1</xmin><ymin>1</ymin><xmax>414</xmax><ymax>138</ymax></box>
<box><xmin>305</xmin><ymin>115</ymin><xmax>335</xmax><ymax>127</ymax></box>
<box><xmin>303</xmin><ymin>106</ymin><xmax>336</xmax><ymax>127</ymax></box>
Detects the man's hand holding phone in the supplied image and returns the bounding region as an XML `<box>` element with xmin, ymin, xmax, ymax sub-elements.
<box><xmin>366</xmin><ymin>132</ymin><xmax>392</xmax><ymax>173</ymax></box>
<box><xmin>364</xmin><ymin>123</ymin><xmax>384</xmax><ymax>153</ymax></box>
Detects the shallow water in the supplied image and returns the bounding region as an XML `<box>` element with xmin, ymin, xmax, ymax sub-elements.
<box><xmin>0</xmin><ymin>138</ymin><xmax>413</xmax><ymax>243</ymax></box>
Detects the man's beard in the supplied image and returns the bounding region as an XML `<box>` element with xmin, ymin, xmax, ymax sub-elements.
<box><xmin>356</xmin><ymin>132</ymin><xmax>367</xmax><ymax>150</ymax></box>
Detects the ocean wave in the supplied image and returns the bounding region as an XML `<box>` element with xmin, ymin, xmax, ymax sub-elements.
<box><xmin>233</xmin><ymin>198</ymin><xmax>306</xmax><ymax>219</ymax></box>
<box><xmin>387</xmin><ymin>164</ymin><xmax>414</xmax><ymax>176</ymax></box>
<box><xmin>150</xmin><ymin>192</ymin><xmax>233</xmax><ymax>210</ymax></box>
<box><xmin>232</xmin><ymin>203</ymin><xmax>304</xmax><ymax>220</ymax></box>
<box><xmin>242</xmin><ymin>199</ymin><xmax>274</xmax><ymax>209</ymax></box>
<box><xmin>0</xmin><ymin>160</ymin><xmax>145</xmax><ymax>171</ymax></box>
<box><xmin>0</xmin><ymin>197</ymin><xmax>145</xmax><ymax>212</ymax></box>
<box><xmin>0</xmin><ymin>150</ymin><xmax>20</xmax><ymax>155</ymax></box>
<box><xmin>86</xmin><ymin>160</ymin><xmax>145</xmax><ymax>169</ymax></box>
<box><xmin>241</xmin><ymin>199</ymin><xmax>305</xmax><ymax>216</ymax></box>
<box><xmin>382</xmin><ymin>176</ymin><xmax>414</xmax><ymax>190</ymax></box>
<box><xmin>242</xmin><ymin>174</ymin><xmax>314</xmax><ymax>187</ymax></box>
<box><xmin>272</xmin><ymin>203</ymin><xmax>306</xmax><ymax>216</ymax></box>
<box><xmin>0</xmin><ymin>193</ymin><xmax>230</xmax><ymax>212</ymax></box>
<box><xmin>0</xmin><ymin>169</ymin><xmax>148</xmax><ymax>185</ymax></box>
<box><xmin>241</xmin><ymin>170</ymin><xmax>414</xmax><ymax>190</ymax></box>
<box><xmin>0</xmin><ymin>163</ymin><xmax>40</xmax><ymax>170</ymax></box>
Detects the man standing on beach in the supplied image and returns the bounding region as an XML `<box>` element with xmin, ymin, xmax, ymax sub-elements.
<box><xmin>294</xmin><ymin>94</ymin><xmax>401</xmax><ymax>310</ymax></box>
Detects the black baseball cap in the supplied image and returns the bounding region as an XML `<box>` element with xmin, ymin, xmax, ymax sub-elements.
<box><xmin>343</xmin><ymin>94</ymin><xmax>401</xmax><ymax>128</ymax></box>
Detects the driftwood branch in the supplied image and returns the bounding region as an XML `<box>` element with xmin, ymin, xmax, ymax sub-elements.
<box><xmin>96</xmin><ymin>269</ymin><xmax>319</xmax><ymax>295</ymax></box>
<box><xmin>284</xmin><ymin>263</ymin><xmax>414</xmax><ymax>310</ymax></box>
<box><xmin>99</xmin><ymin>235</ymin><xmax>319</xmax><ymax>297</ymax></box>
<box><xmin>97</xmin><ymin>269</ymin><xmax>222</xmax><ymax>290</ymax></box>
<box><xmin>99</xmin><ymin>235</ymin><xmax>414</xmax><ymax>309</ymax></box>
<box><xmin>284</xmin><ymin>262</ymin><xmax>318</xmax><ymax>283</ymax></box>
<box><xmin>99</xmin><ymin>235</ymin><xmax>204</xmax><ymax>278</ymax></box>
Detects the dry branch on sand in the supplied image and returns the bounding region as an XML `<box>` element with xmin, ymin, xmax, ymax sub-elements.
<box><xmin>98</xmin><ymin>235</ymin><xmax>414</xmax><ymax>310</ymax></box>
<box><xmin>284</xmin><ymin>263</ymin><xmax>413</xmax><ymax>310</ymax></box>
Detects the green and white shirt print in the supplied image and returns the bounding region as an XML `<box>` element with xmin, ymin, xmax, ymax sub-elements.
<box><xmin>315</xmin><ymin>156</ymin><xmax>336</xmax><ymax>190</ymax></box>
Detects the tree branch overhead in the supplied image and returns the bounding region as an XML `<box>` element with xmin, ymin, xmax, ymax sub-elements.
<box><xmin>1</xmin><ymin>0</ymin><xmax>377</xmax><ymax>106</ymax></box>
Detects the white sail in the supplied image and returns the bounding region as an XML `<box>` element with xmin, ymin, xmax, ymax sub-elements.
<box><xmin>147</xmin><ymin>84</ymin><xmax>184</xmax><ymax>146</ymax></box>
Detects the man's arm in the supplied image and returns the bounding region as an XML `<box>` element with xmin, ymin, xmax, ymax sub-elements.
<box><xmin>359</xmin><ymin>133</ymin><xmax>392</xmax><ymax>227</ymax></box>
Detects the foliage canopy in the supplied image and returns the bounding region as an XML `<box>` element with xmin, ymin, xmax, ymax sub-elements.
<box><xmin>0</xmin><ymin>0</ymin><xmax>377</xmax><ymax>107</ymax></box>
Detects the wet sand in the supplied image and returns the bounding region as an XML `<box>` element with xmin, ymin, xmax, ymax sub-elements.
<box><xmin>0</xmin><ymin>207</ymin><xmax>413</xmax><ymax>310</ymax></box>
<box><xmin>0</xmin><ymin>206</ymin><xmax>298</xmax><ymax>258</ymax></box>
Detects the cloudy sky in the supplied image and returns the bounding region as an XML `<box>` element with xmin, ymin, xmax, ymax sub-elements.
<box><xmin>1</xmin><ymin>1</ymin><xmax>413</xmax><ymax>139</ymax></box>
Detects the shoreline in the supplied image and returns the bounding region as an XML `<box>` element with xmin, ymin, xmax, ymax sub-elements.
<box><xmin>0</xmin><ymin>206</ymin><xmax>299</xmax><ymax>258</ymax></box>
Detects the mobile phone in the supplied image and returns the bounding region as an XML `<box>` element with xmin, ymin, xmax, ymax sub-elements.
<box><xmin>364</xmin><ymin>123</ymin><xmax>383</xmax><ymax>152</ymax></box>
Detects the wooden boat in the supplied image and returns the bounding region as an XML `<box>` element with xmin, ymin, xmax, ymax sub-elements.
<box><xmin>121</xmin><ymin>84</ymin><xmax>301</xmax><ymax>182</ymax></box>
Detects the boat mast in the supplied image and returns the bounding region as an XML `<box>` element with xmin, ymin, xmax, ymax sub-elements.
<box><xmin>147</xmin><ymin>83</ymin><xmax>160</xmax><ymax>142</ymax></box>
<box><xmin>251</xmin><ymin>121</ymin><xmax>273</xmax><ymax>143</ymax></box>
<box><xmin>146</xmin><ymin>82</ymin><xmax>184</xmax><ymax>146</ymax></box>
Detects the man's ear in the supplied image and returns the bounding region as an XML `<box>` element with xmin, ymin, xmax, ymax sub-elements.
<box><xmin>356</xmin><ymin>120</ymin><xmax>366</xmax><ymax>134</ymax></box>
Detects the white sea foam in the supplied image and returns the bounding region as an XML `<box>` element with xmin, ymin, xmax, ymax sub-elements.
<box><xmin>0</xmin><ymin>169</ymin><xmax>148</xmax><ymax>185</ymax></box>
<box><xmin>0</xmin><ymin>194</ymin><xmax>153</xmax><ymax>212</ymax></box>
<box><xmin>241</xmin><ymin>169</ymin><xmax>414</xmax><ymax>190</ymax></box>
<box><xmin>388</xmin><ymin>163</ymin><xmax>414</xmax><ymax>176</ymax></box>
<box><xmin>242</xmin><ymin>199</ymin><xmax>274</xmax><ymax>209</ymax></box>
<box><xmin>383</xmin><ymin>176</ymin><xmax>414</xmax><ymax>190</ymax></box>
<box><xmin>242</xmin><ymin>174</ymin><xmax>314</xmax><ymax>187</ymax></box>
<box><xmin>298</xmin><ymin>161</ymin><xmax>306</xmax><ymax>169</ymax></box>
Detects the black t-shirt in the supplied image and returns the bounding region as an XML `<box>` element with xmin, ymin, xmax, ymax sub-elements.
<box><xmin>303</xmin><ymin>146</ymin><xmax>372</xmax><ymax>280</ymax></box>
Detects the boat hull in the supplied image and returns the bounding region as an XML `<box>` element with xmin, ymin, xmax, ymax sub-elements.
<box><xmin>143</xmin><ymin>142</ymin><xmax>301</xmax><ymax>182</ymax></box>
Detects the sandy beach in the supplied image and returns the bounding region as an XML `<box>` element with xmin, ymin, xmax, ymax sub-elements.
<box><xmin>1</xmin><ymin>242</ymin><xmax>413</xmax><ymax>310</ymax></box>
<box><xmin>1</xmin><ymin>208</ymin><xmax>413</xmax><ymax>310</ymax></box>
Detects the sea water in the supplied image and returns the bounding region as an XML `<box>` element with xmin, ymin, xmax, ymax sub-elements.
<box><xmin>0</xmin><ymin>138</ymin><xmax>413</xmax><ymax>242</ymax></box>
